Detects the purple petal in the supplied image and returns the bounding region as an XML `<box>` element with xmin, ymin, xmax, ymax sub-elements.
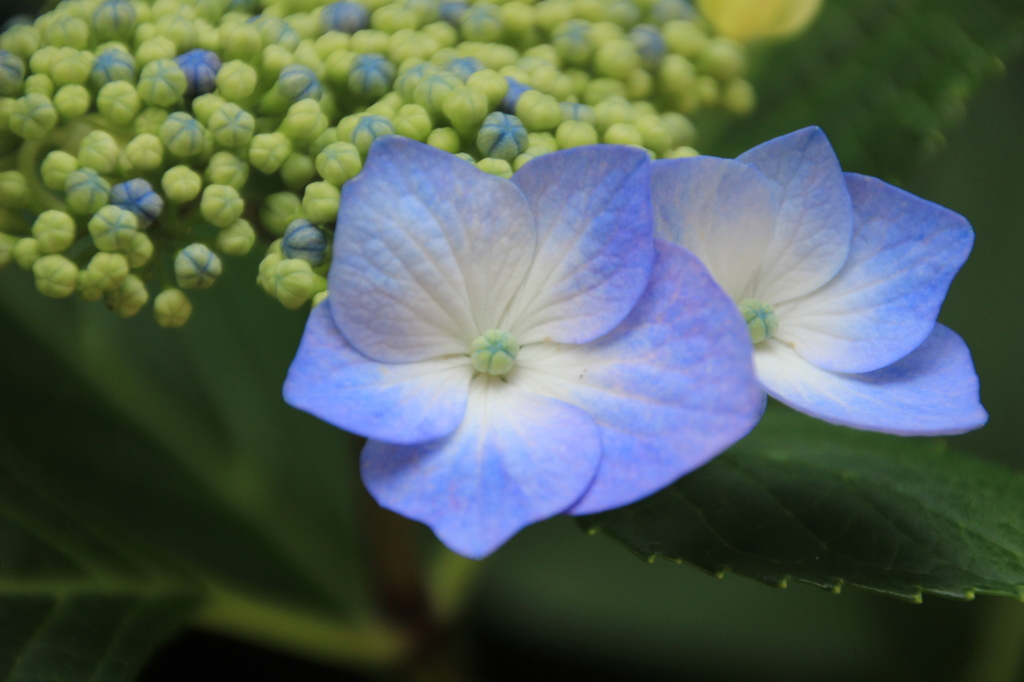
<box><xmin>505</xmin><ymin>145</ymin><xmax>655</xmax><ymax>345</ymax></box>
<box><xmin>756</xmin><ymin>324</ymin><xmax>987</xmax><ymax>436</ymax></box>
<box><xmin>361</xmin><ymin>377</ymin><xmax>602</xmax><ymax>559</ymax></box>
<box><xmin>284</xmin><ymin>302</ymin><xmax>472</xmax><ymax>444</ymax></box>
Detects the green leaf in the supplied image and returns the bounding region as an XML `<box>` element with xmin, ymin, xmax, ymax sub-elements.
<box><xmin>579</xmin><ymin>407</ymin><xmax>1024</xmax><ymax>602</ymax></box>
<box><xmin>702</xmin><ymin>0</ymin><xmax>1024</xmax><ymax>180</ymax></box>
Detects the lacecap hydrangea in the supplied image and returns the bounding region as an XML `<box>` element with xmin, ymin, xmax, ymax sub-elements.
<box><xmin>0</xmin><ymin>0</ymin><xmax>758</xmax><ymax>326</ymax></box>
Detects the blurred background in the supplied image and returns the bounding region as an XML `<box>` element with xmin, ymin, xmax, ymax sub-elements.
<box><xmin>1</xmin><ymin>1</ymin><xmax>1022</xmax><ymax>681</ymax></box>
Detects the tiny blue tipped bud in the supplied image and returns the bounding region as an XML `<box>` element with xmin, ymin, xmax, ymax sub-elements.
<box><xmin>90</xmin><ymin>48</ymin><xmax>135</xmax><ymax>89</ymax></box>
<box><xmin>444</xmin><ymin>56</ymin><xmax>484</xmax><ymax>82</ymax></box>
<box><xmin>277</xmin><ymin>64</ymin><xmax>322</xmax><ymax>102</ymax></box>
<box><xmin>348</xmin><ymin>53</ymin><xmax>394</xmax><ymax>101</ymax></box>
<box><xmin>499</xmin><ymin>77</ymin><xmax>530</xmax><ymax>114</ymax></box>
<box><xmin>322</xmin><ymin>1</ymin><xmax>370</xmax><ymax>34</ymax></box>
<box><xmin>351</xmin><ymin>114</ymin><xmax>395</xmax><ymax>155</ymax></box>
<box><xmin>470</xmin><ymin>329</ymin><xmax>519</xmax><ymax>376</ymax></box>
<box><xmin>92</xmin><ymin>0</ymin><xmax>137</xmax><ymax>41</ymax></box>
<box><xmin>438</xmin><ymin>1</ymin><xmax>467</xmax><ymax>25</ymax></box>
<box><xmin>175</xmin><ymin>242</ymin><xmax>222</xmax><ymax>289</ymax></box>
<box><xmin>738</xmin><ymin>298</ymin><xmax>778</xmax><ymax>344</ymax></box>
<box><xmin>175</xmin><ymin>49</ymin><xmax>221</xmax><ymax>97</ymax></box>
<box><xmin>0</xmin><ymin>50</ymin><xmax>25</xmax><ymax>96</ymax></box>
<box><xmin>629</xmin><ymin>24</ymin><xmax>667</xmax><ymax>70</ymax></box>
<box><xmin>282</xmin><ymin>219</ymin><xmax>327</xmax><ymax>266</ymax></box>
<box><xmin>110</xmin><ymin>178</ymin><xmax>163</xmax><ymax>228</ymax></box>
<box><xmin>477</xmin><ymin>111</ymin><xmax>527</xmax><ymax>160</ymax></box>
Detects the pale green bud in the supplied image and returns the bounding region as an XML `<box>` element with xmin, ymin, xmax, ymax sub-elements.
<box><xmin>661</xmin><ymin>111</ymin><xmax>695</xmax><ymax>146</ymax></box>
<box><xmin>138</xmin><ymin>58</ymin><xmax>187</xmax><ymax>107</ymax></box>
<box><xmin>302</xmin><ymin>181</ymin><xmax>340</xmax><ymax>225</ymax></box>
<box><xmin>159</xmin><ymin>111</ymin><xmax>206</xmax><ymax>158</ymax></box>
<box><xmin>44</xmin><ymin>16</ymin><xmax>90</xmax><ymax>50</ymax></box>
<box><xmin>663</xmin><ymin>145</ymin><xmax>699</xmax><ymax>158</ymax></box>
<box><xmin>464</xmin><ymin>69</ymin><xmax>507</xmax><ymax>109</ymax></box>
<box><xmin>175</xmin><ymin>242</ymin><xmax>222</xmax><ymax>289</ymax></box>
<box><xmin>88</xmin><ymin>204</ymin><xmax>138</xmax><ymax>251</ymax></box>
<box><xmin>635</xmin><ymin>114</ymin><xmax>673</xmax><ymax>154</ymax></box>
<box><xmin>52</xmin><ymin>84</ymin><xmax>89</xmax><ymax>119</ymax></box>
<box><xmin>84</xmin><ymin>250</ymin><xmax>130</xmax><ymax>293</ymax></box>
<box><xmin>1</xmin><ymin>26</ymin><xmax>41</xmax><ymax>61</ymax></box>
<box><xmin>216</xmin><ymin>217</ymin><xmax>256</xmax><ymax>256</ymax></box>
<box><xmin>587</xmin><ymin>20</ymin><xmax>625</xmax><ymax>45</ymax></box>
<box><xmin>273</xmin><ymin>258</ymin><xmax>315</xmax><ymax>309</ymax></box>
<box><xmin>78</xmin><ymin>129</ymin><xmax>120</xmax><ymax>174</ymax></box>
<box><xmin>76</xmin><ymin>268</ymin><xmax>105</xmax><ymax>301</ymax></box>
<box><xmin>216</xmin><ymin>60</ymin><xmax>258</xmax><ymax>102</ymax></box>
<box><xmin>280</xmin><ymin>153</ymin><xmax>317</xmax><ymax>192</ymax></box>
<box><xmin>633</xmin><ymin>100</ymin><xmax>658</xmax><ymax>118</ymax></box>
<box><xmin>536</xmin><ymin>0</ymin><xmax>574</xmax><ymax>31</ymax></box>
<box><xmin>315</xmin><ymin>31</ymin><xmax>350</xmax><ymax>59</ymax></box>
<box><xmin>413</xmin><ymin>71</ymin><xmax>463</xmax><ymax>117</ymax></box>
<box><xmin>257</xmin><ymin>251</ymin><xmax>284</xmax><ymax>294</ymax></box>
<box><xmin>593</xmin><ymin>96</ymin><xmax>635</xmax><ymax>133</ymax></box>
<box><xmin>662</xmin><ymin>20</ymin><xmax>707</xmax><ymax>58</ymax></box>
<box><xmin>722</xmin><ymin>78</ymin><xmax>756</xmax><ymax>115</ymax></box>
<box><xmin>260</xmin><ymin>45</ymin><xmax>294</xmax><ymax>84</ymax></box>
<box><xmin>659</xmin><ymin>53</ymin><xmax>696</xmax><ymax>95</ymax></box>
<box><xmin>592</xmin><ymin>39</ymin><xmax>640</xmax><ymax>79</ymax></box>
<box><xmin>28</xmin><ymin>47</ymin><xmax>59</xmax><ymax>79</ymax></box>
<box><xmin>31</xmin><ymin>210</ymin><xmax>77</xmax><ymax>253</ymax></box>
<box><xmin>190</xmin><ymin>93</ymin><xmax>225</xmax><ymax>126</ymax></box>
<box><xmin>154</xmin><ymin>287</ymin><xmax>192</xmax><ymax>327</ymax></box>
<box><xmin>694</xmin><ymin>75</ymin><xmax>720</xmax><ymax>107</ymax></box>
<box><xmin>625</xmin><ymin>67</ymin><xmax>653</xmax><ymax>100</ymax></box>
<box><xmin>199</xmin><ymin>184</ymin><xmax>243</xmax><ymax>228</ymax></box>
<box><xmin>324</xmin><ymin>50</ymin><xmax>357</xmax><ymax>88</ymax></box>
<box><xmin>249</xmin><ymin>132</ymin><xmax>293</xmax><ymax>174</ymax></box>
<box><xmin>134</xmin><ymin>106</ymin><xmax>168</xmax><ymax>136</ymax></box>
<box><xmin>455</xmin><ymin>152</ymin><xmax>475</xmax><ymax>163</ymax></box>
<box><xmin>582</xmin><ymin>77</ymin><xmax>627</xmax><ymax>105</ymax></box>
<box><xmin>738</xmin><ymin>298</ymin><xmax>778</xmax><ymax>343</ymax></box>
<box><xmin>33</xmin><ymin>254</ymin><xmax>79</xmax><ymax>298</ymax></box>
<box><xmin>279</xmin><ymin>98</ymin><xmax>329</xmax><ymax>143</ymax></box>
<box><xmin>260</xmin><ymin>191</ymin><xmax>304</xmax><ymax>236</ymax></box>
<box><xmin>530</xmin><ymin>66</ymin><xmax>573</xmax><ymax>100</ymax></box>
<box><xmin>513</xmin><ymin>149</ymin><xmax>543</xmax><ymax>170</ymax></box>
<box><xmin>392</xmin><ymin>103</ymin><xmax>433</xmax><ymax>141</ymax></box>
<box><xmin>441</xmin><ymin>86</ymin><xmax>488</xmax><ymax>135</ymax></box>
<box><xmin>13</xmin><ymin>237</ymin><xmax>40</xmax><ymax>270</ymax></box>
<box><xmin>0</xmin><ymin>171</ymin><xmax>29</xmax><ymax>209</ymax></box>
<box><xmin>476</xmin><ymin>157</ymin><xmax>513</xmax><ymax>178</ymax></box>
<box><xmin>315</xmin><ymin>141</ymin><xmax>362</xmax><ymax>186</ymax></box>
<box><xmin>427</xmin><ymin>126</ymin><xmax>460</xmax><ymax>153</ymax></box>
<box><xmin>23</xmin><ymin>74</ymin><xmax>55</xmax><ymax>98</ymax></box>
<box><xmin>10</xmin><ymin>93</ymin><xmax>58</xmax><ymax>140</ymax></box>
<box><xmin>350</xmin><ymin>114</ymin><xmax>395</xmax><ymax>156</ymax></box>
<box><xmin>574</xmin><ymin>0</ymin><xmax>610</xmax><ymax>22</ymax></box>
<box><xmin>470</xmin><ymin>329</ymin><xmax>519</xmax><ymax>376</ymax></box>
<box><xmin>40</xmin><ymin>151</ymin><xmax>78</xmax><ymax>192</ymax></box>
<box><xmin>124</xmin><ymin>230</ymin><xmax>153</xmax><ymax>267</ymax></box>
<box><xmin>50</xmin><ymin>48</ymin><xmax>93</xmax><ymax>87</ymax></box>
<box><xmin>526</xmin><ymin>131</ymin><xmax>557</xmax><ymax>153</ymax></box>
<box><xmin>105</xmin><ymin>273</ymin><xmax>149</xmax><ymax>317</ymax></box>
<box><xmin>64</xmin><ymin>168</ymin><xmax>111</xmax><ymax>214</ymax></box>
<box><xmin>350</xmin><ymin>29</ymin><xmax>389</xmax><ymax>54</ymax></box>
<box><xmin>603</xmin><ymin>122</ymin><xmax>643</xmax><ymax>146</ymax></box>
<box><xmin>220</xmin><ymin>23</ymin><xmax>262</xmax><ymax>62</ymax></box>
<box><xmin>134</xmin><ymin>22</ymin><xmax>158</xmax><ymax>45</ymax></box>
<box><xmin>135</xmin><ymin>36</ymin><xmax>177</xmax><ymax>66</ymax></box>
<box><xmin>421</xmin><ymin>21</ymin><xmax>457</xmax><ymax>48</ymax></box>
<box><xmin>697</xmin><ymin>37</ymin><xmax>746</xmax><ymax>80</ymax></box>
<box><xmin>309</xmin><ymin>128</ymin><xmax>339</xmax><ymax>158</ymax></box>
<box><xmin>125</xmin><ymin>133</ymin><xmax>164</xmax><ymax>170</ymax></box>
<box><xmin>207</xmin><ymin>102</ymin><xmax>255</xmax><ymax>149</ymax></box>
<box><xmin>515</xmin><ymin>89</ymin><xmax>562</xmax><ymax>132</ymax></box>
<box><xmin>0</xmin><ymin>233</ymin><xmax>17</xmax><ymax>269</ymax></box>
<box><xmin>555</xmin><ymin>119</ymin><xmax>598</xmax><ymax>148</ymax></box>
<box><xmin>154</xmin><ymin>15</ymin><xmax>197</xmax><ymax>52</ymax></box>
<box><xmin>162</xmin><ymin>165</ymin><xmax>202</xmax><ymax>203</ymax></box>
<box><xmin>311</xmin><ymin>289</ymin><xmax>328</xmax><ymax>307</ymax></box>
<box><xmin>206</xmin><ymin>151</ymin><xmax>249</xmax><ymax>189</ymax></box>
<box><xmin>96</xmin><ymin>80</ymin><xmax>140</xmax><ymax>126</ymax></box>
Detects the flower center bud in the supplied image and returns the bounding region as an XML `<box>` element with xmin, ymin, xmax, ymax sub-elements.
<box><xmin>738</xmin><ymin>298</ymin><xmax>778</xmax><ymax>344</ymax></box>
<box><xmin>470</xmin><ymin>329</ymin><xmax>520</xmax><ymax>376</ymax></box>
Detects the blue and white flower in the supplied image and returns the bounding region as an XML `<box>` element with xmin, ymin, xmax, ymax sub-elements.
<box><xmin>284</xmin><ymin>137</ymin><xmax>763</xmax><ymax>558</ymax></box>
<box><xmin>652</xmin><ymin>127</ymin><xmax>987</xmax><ymax>435</ymax></box>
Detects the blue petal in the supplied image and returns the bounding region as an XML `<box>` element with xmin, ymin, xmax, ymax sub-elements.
<box><xmin>736</xmin><ymin>126</ymin><xmax>854</xmax><ymax>303</ymax></box>
<box><xmin>330</xmin><ymin>136</ymin><xmax>537</xmax><ymax>363</ymax></box>
<box><xmin>283</xmin><ymin>302</ymin><xmax>472</xmax><ymax>444</ymax></box>
<box><xmin>756</xmin><ymin>324</ymin><xmax>987</xmax><ymax>436</ymax></box>
<box><xmin>776</xmin><ymin>173</ymin><xmax>975</xmax><ymax>374</ymax></box>
<box><xmin>514</xmin><ymin>241</ymin><xmax>764</xmax><ymax>515</ymax></box>
<box><xmin>361</xmin><ymin>377</ymin><xmax>602</xmax><ymax>559</ymax></box>
<box><xmin>652</xmin><ymin>156</ymin><xmax>776</xmax><ymax>300</ymax></box>
<box><xmin>507</xmin><ymin>145</ymin><xmax>655</xmax><ymax>345</ymax></box>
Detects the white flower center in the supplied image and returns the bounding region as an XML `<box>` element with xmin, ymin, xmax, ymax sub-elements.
<box><xmin>738</xmin><ymin>298</ymin><xmax>778</xmax><ymax>344</ymax></box>
<box><xmin>470</xmin><ymin>329</ymin><xmax>520</xmax><ymax>376</ymax></box>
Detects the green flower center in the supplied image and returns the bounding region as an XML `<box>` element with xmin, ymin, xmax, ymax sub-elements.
<box><xmin>738</xmin><ymin>298</ymin><xmax>778</xmax><ymax>344</ymax></box>
<box><xmin>470</xmin><ymin>329</ymin><xmax>520</xmax><ymax>376</ymax></box>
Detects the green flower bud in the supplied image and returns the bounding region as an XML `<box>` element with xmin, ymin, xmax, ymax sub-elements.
<box><xmin>206</xmin><ymin>151</ymin><xmax>248</xmax><ymax>189</ymax></box>
<box><xmin>1</xmin><ymin>26</ymin><xmax>41</xmax><ymax>62</ymax></box>
<box><xmin>64</xmin><ymin>168</ymin><xmax>111</xmax><ymax>214</ymax></box>
<box><xmin>309</xmin><ymin>127</ymin><xmax>339</xmax><ymax>158</ymax></box>
<box><xmin>477</xmin><ymin>112</ymin><xmax>527</xmax><ymax>160</ymax></box>
<box><xmin>526</xmin><ymin>131</ymin><xmax>558</xmax><ymax>153</ymax></box>
<box><xmin>216</xmin><ymin>59</ymin><xmax>258</xmax><ymax>102</ymax></box>
<box><xmin>216</xmin><ymin>217</ymin><xmax>256</xmax><ymax>256</ymax></box>
<box><xmin>513</xmin><ymin>148</ymin><xmax>543</xmax><ymax>170</ymax></box>
<box><xmin>260</xmin><ymin>191</ymin><xmax>304</xmax><ymax>236</ymax></box>
<box><xmin>587</xmin><ymin>20</ymin><xmax>625</xmax><ymax>45</ymax></box>
<box><xmin>633</xmin><ymin>100</ymin><xmax>658</xmax><ymax>118</ymax></box>
<box><xmin>530</xmin><ymin>65</ymin><xmax>573</xmax><ymax>100</ymax></box>
<box><xmin>514</xmin><ymin>89</ymin><xmax>562</xmax><ymax>132</ymax></box>
<box><xmin>190</xmin><ymin>93</ymin><xmax>225</xmax><ymax>126</ymax></box>
<box><xmin>220</xmin><ymin>22</ymin><xmax>262</xmax><ymax>62</ymax></box>
<box><xmin>0</xmin><ymin>170</ymin><xmax>29</xmax><ymax>209</ymax></box>
<box><xmin>351</xmin><ymin>114</ymin><xmax>395</xmax><ymax>156</ymax></box>
<box><xmin>658</xmin><ymin>53</ymin><xmax>695</xmax><ymax>95</ymax></box>
<box><xmin>93</xmin><ymin>81</ymin><xmax>138</xmax><ymax>126</ymax></box>
<box><xmin>583</xmin><ymin>77</ymin><xmax>627</xmax><ymax>105</ymax></box>
<box><xmin>159</xmin><ymin>111</ymin><xmax>205</xmax><ymax>158</ymax></box>
<box><xmin>660</xmin><ymin>111</ymin><xmax>695</xmax><ymax>147</ymax></box>
<box><xmin>469</xmin><ymin>329</ymin><xmax>519</xmax><ymax>376</ymax></box>
<box><xmin>135</xmin><ymin>36</ymin><xmax>177</xmax><ymax>67</ymax></box>
<box><xmin>249</xmin><ymin>132</ymin><xmax>293</xmax><ymax>174</ymax></box>
<box><xmin>464</xmin><ymin>68</ymin><xmax>508</xmax><ymax>110</ymax></box>
<box><xmin>413</xmin><ymin>71</ymin><xmax>462</xmax><ymax>117</ymax></box>
<box><xmin>324</xmin><ymin>49</ymin><xmax>357</xmax><ymax>88</ymax></box>
<box><xmin>33</xmin><ymin>254</ymin><xmax>78</xmax><ymax>298</ymax></box>
<box><xmin>154</xmin><ymin>15</ymin><xmax>197</xmax><ymax>53</ymax></box>
<box><xmin>625</xmin><ymin>67</ymin><xmax>653</xmax><ymax>99</ymax></box>
<box><xmin>315</xmin><ymin>31</ymin><xmax>350</xmax><ymax>59</ymax></box>
<box><xmin>662</xmin><ymin>145</ymin><xmax>699</xmax><ymax>159</ymax></box>
<box><xmin>603</xmin><ymin>122</ymin><xmax>643</xmax><ymax>145</ymax></box>
<box><xmin>387</xmin><ymin>31</ymin><xmax>439</xmax><ymax>64</ymax></box>
<box><xmin>635</xmin><ymin>114</ymin><xmax>673</xmax><ymax>154</ymax></box>
<box><xmin>137</xmin><ymin>59</ymin><xmax>187</xmax><ymax>107</ymax></box>
<box><xmin>9</xmin><ymin>93</ymin><xmax>58</xmax><ymax>140</ymax></box>
<box><xmin>476</xmin><ymin>157</ymin><xmax>512</xmax><ymax>178</ymax></box>
<box><xmin>302</xmin><ymin>181</ymin><xmax>340</xmax><ymax>225</ymax></box>
<box><xmin>280</xmin><ymin>153</ymin><xmax>317</xmax><ymax>192</ymax></box>
<box><xmin>23</xmin><ymin>74</ymin><xmax>55</xmax><ymax>98</ymax></box>
<box><xmin>427</xmin><ymin>125</ymin><xmax>460</xmax><ymax>153</ymax></box>
<box><xmin>442</xmin><ymin>86</ymin><xmax>488</xmax><ymax>134</ymax></box>
<box><xmin>565</xmin><ymin>67</ymin><xmax>590</xmax><ymax>96</ymax></box>
<box><xmin>394</xmin><ymin>61</ymin><xmax>437</xmax><ymax>100</ymax></box>
<box><xmin>273</xmin><ymin>258</ymin><xmax>315</xmax><ymax>309</ymax></box>
<box><xmin>315</xmin><ymin>141</ymin><xmax>362</xmax><ymax>186</ymax></box>
<box><xmin>0</xmin><ymin>233</ymin><xmax>17</xmax><ymax>269</ymax></box>
<box><xmin>13</xmin><ymin>237</ymin><xmax>40</xmax><ymax>270</ymax></box>
<box><xmin>50</xmin><ymin>48</ymin><xmax>93</xmax><ymax>87</ymax></box>
<box><xmin>348</xmin><ymin>52</ymin><xmax>395</xmax><ymax>101</ymax></box>
<box><xmin>175</xmin><ymin>242</ymin><xmax>222</xmax><ymax>289</ymax></box>
<box><xmin>555</xmin><ymin>119</ymin><xmax>598</xmax><ymax>148</ymax></box>
<box><xmin>105</xmin><ymin>273</ymin><xmax>149</xmax><ymax>317</ymax></box>
<box><xmin>574</xmin><ymin>0</ymin><xmax>610</xmax><ymax>22</ymax></box>
<box><xmin>88</xmin><ymin>204</ymin><xmax>138</xmax><ymax>251</ymax></box>
<box><xmin>78</xmin><ymin>130</ymin><xmax>120</xmax><ymax>174</ymax></box>
<box><xmin>698</xmin><ymin>37</ymin><xmax>746</xmax><ymax>81</ymax></box>
<box><xmin>93</xmin><ymin>0</ymin><xmax>138</xmax><ymax>42</ymax></box>
<box><xmin>350</xmin><ymin>28</ymin><xmax>389</xmax><ymax>54</ymax></box>
<box><xmin>40</xmin><ymin>150</ymin><xmax>79</xmax><ymax>192</ymax></box>
<box><xmin>392</xmin><ymin>103</ymin><xmax>433</xmax><ymax>142</ymax></box>
<box><xmin>422</xmin><ymin>20</ymin><xmax>456</xmax><ymax>48</ymax></box>
<box><xmin>124</xmin><ymin>133</ymin><xmax>164</xmax><ymax>171</ymax></box>
<box><xmin>593</xmin><ymin>39</ymin><xmax>641</xmax><ymax>79</ymax></box>
<box><xmin>722</xmin><ymin>78</ymin><xmax>756</xmax><ymax>115</ymax></box>
<box><xmin>84</xmin><ymin>250</ymin><xmax>130</xmax><ymax>293</ymax></box>
<box><xmin>162</xmin><ymin>165</ymin><xmax>202</xmax><ymax>203</ymax></box>
<box><xmin>311</xmin><ymin>289</ymin><xmax>328</xmax><ymax>307</ymax></box>
<box><xmin>257</xmin><ymin>251</ymin><xmax>283</xmax><ymax>294</ymax></box>
<box><xmin>536</xmin><ymin>0</ymin><xmax>574</xmax><ymax>32</ymax></box>
<box><xmin>31</xmin><ymin>210</ymin><xmax>77</xmax><ymax>253</ymax></box>
<box><xmin>662</xmin><ymin>20</ymin><xmax>707</xmax><ymax>58</ymax></box>
<box><xmin>694</xmin><ymin>74</ymin><xmax>720</xmax><ymax>107</ymax></box>
<box><xmin>559</xmin><ymin>101</ymin><xmax>596</xmax><ymax>125</ymax></box>
<box><xmin>459</xmin><ymin>4</ymin><xmax>503</xmax><ymax>43</ymax></box>
<box><xmin>154</xmin><ymin>287</ymin><xmax>192</xmax><ymax>327</ymax></box>
<box><xmin>279</xmin><ymin>99</ymin><xmax>329</xmax><ymax>143</ymax></box>
<box><xmin>122</xmin><ymin>230</ymin><xmax>152</xmax><ymax>267</ymax></box>
<box><xmin>206</xmin><ymin>102</ymin><xmax>255</xmax><ymax>149</ymax></box>
<box><xmin>593</xmin><ymin>95</ymin><xmax>635</xmax><ymax>133</ymax></box>
<box><xmin>28</xmin><ymin>46</ymin><xmax>59</xmax><ymax>79</ymax></box>
<box><xmin>44</xmin><ymin>16</ymin><xmax>90</xmax><ymax>50</ymax></box>
<box><xmin>200</xmin><ymin>183</ymin><xmax>244</xmax><ymax>228</ymax></box>
<box><xmin>133</xmin><ymin>107</ymin><xmax>168</xmax><ymax>136</ymax></box>
<box><xmin>0</xmin><ymin>51</ymin><xmax>26</xmax><ymax>97</ymax></box>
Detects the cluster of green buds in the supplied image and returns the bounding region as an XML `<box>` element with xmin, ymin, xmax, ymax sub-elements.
<box><xmin>0</xmin><ymin>0</ymin><xmax>756</xmax><ymax>326</ymax></box>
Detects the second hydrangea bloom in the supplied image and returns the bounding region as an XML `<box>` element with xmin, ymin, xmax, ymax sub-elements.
<box><xmin>653</xmin><ymin>127</ymin><xmax>987</xmax><ymax>435</ymax></box>
<box><xmin>285</xmin><ymin>137</ymin><xmax>763</xmax><ymax>558</ymax></box>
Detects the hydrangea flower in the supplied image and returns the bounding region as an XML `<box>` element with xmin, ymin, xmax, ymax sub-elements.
<box><xmin>652</xmin><ymin>126</ymin><xmax>987</xmax><ymax>435</ymax></box>
<box><xmin>284</xmin><ymin>138</ymin><xmax>763</xmax><ymax>558</ymax></box>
